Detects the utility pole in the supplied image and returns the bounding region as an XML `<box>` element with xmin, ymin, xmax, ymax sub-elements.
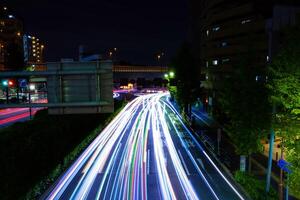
<box><xmin>279</xmin><ymin>138</ymin><xmax>284</xmax><ymax>200</ymax></box>
<box><xmin>266</xmin><ymin>104</ymin><xmax>276</xmax><ymax>193</ymax></box>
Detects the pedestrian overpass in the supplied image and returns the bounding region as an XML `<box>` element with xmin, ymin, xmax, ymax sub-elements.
<box><xmin>0</xmin><ymin>61</ymin><xmax>114</xmax><ymax>114</ymax></box>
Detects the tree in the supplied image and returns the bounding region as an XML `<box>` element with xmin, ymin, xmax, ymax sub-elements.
<box><xmin>267</xmin><ymin>24</ymin><xmax>300</xmax><ymax>198</ymax></box>
<box><xmin>170</xmin><ymin>43</ymin><xmax>200</xmax><ymax>116</ymax></box>
<box><xmin>218</xmin><ymin>49</ymin><xmax>272</xmax><ymax>171</ymax></box>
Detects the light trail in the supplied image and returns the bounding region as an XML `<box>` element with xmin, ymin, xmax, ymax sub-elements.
<box><xmin>44</xmin><ymin>93</ymin><xmax>248</xmax><ymax>200</ymax></box>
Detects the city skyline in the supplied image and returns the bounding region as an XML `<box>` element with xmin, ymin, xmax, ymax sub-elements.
<box><xmin>5</xmin><ymin>0</ymin><xmax>188</xmax><ymax>64</ymax></box>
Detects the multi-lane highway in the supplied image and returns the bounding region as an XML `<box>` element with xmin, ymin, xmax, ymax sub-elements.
<box><xmin>0</xmin><ymin>108</ymin><xmax>40</xmax><ymax>128</ymax></box>
<box><xmin>44</xmin><ymin>93</ymin><xmax>248</xmax><ymax>200</ymax></box>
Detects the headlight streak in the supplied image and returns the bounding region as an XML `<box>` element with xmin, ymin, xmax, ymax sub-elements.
<box><xmin>69</xmin><ymin>99</ymin><xmax>143</xmax><ymax>200</ymax></box>
<box><xmin>45</xmin><ymin>93</ymin><xmax>245</xmax><ymax>200</ymax></box>
<box><xmin>46</xmin><ymin>97</ymin><xmax>143</xmax><ymax>200</ymax></box>
<box><xmin>164</xmin><ymin>95</ymin><xmax>245</xmax><ymax>200</ymax></box>
<box><xmin>161</xmin><ymin>102</ymin><xmax>219</xmax><ymax>200</ymax></box>
<box><xmin>151</xmin><ymin>101</ymin><xmax>177</xmax><ymax>200</ymax></box>
<box><xmin>104</xmin><ymin>94</ymin><xmax>154</xmax><ymax>200</ymax></box>
<box><xmin>155</xmin><ymin>96</ymin><xmax>199</xmax><ymax>200</ymax></box>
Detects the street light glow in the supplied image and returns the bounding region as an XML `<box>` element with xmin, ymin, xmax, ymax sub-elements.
<box><xmin>169</xmin><ymin>71</ymin><xmax>175</xmax><ymax>78</ymax></box>
<box><xmin>164</xmin><ymin>74</ymin><xmax>169</xmax><ymax>78</ymax></box>
<box><xmin>29</xmin><ymin>84</ymin><xmax>36</xmax><ymax>91</ymax></box>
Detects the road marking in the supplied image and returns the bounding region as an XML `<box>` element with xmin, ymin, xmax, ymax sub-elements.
<box><xmin>147</xmin><ymin>149</ymin><xmax>150</xmax><ymax>175</ymax></box>
<box><xmin>178</xmin><ymin>150</ymin><xmax>191</xmax><ymax>176</ymax></box>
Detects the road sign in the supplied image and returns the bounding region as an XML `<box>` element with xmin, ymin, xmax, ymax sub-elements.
<box><xmin>277</xmin><ymin>159</ymin><xmax>292</xmax><ymax>174</ymax></box>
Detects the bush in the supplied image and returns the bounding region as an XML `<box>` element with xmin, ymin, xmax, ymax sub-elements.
<box><xmin>234</xmin><ymin>171</ymin><xmax>278</xmax><ymax>200</ymax></box>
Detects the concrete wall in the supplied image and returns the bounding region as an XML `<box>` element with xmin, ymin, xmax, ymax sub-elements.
<box><xmin>47</xmin><ymin>61</ymin><xmax>113</xmax><ymax>114</ymax></box>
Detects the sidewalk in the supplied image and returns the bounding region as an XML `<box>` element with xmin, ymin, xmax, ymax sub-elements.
<box><xmin>190</xmin><ymin>105</ymin><xmax>298</xmax><ymax>200</ymax></box>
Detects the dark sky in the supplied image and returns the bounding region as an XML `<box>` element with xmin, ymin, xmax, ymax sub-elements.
<box><xmin>7</xmin><ymin>0</ymin><xmax>188</xmax><ymax>65</ymax></box>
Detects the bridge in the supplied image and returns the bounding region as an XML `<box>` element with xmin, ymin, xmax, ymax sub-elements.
<box><xmin>0</xmin><ymin>61</ymin><xmax>114</xmax><ymax>114</ymax></box>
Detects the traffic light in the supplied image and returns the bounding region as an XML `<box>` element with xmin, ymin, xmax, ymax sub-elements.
<box><xmin>2</xmin><ymin>80</ymin><xmax>8</xmax><ymax>86</ymax></box>
<box><xmin>8</xmin><ymin>80</ymin><xmax>14</xmax><ymax>86</ymax></box>
<box><xmin>2</xmin><ymin>79</ymin><xmax>16</xmax><ymax>87</ymax></box>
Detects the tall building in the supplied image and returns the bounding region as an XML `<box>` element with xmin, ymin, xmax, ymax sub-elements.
<box><xmin>23</xmin><ymin>35</ymin><xmax>45</xmax><ymax>65</ymax></box>
<box><xmin>0</xmin><ymin>5</ymin><xmax>24</xmax><ymax>71</ymax></box>
<box><xmin>189</xmin><ymin>0</ymin><xmax>300</xmax><ymax>113</ymax></box>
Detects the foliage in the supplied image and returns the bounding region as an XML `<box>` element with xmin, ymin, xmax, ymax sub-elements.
<box><xmin>267</xmin><ymin>24</ymin><xmax>300</xmax><ymax>198</ymax></box>
<box><xmin>170</xmin><ymin>42</ymin><xmax>200</xmax><ymax>114</ymax></box>
<box><xmin>218</xmin><ymin>52</ymin><xmax>272</xmax><ymax>155</ymax></box>
<box><xmin>234</xmin><ymin>171</ymin><xmax>278</xmax><ymax>200</ymax></box>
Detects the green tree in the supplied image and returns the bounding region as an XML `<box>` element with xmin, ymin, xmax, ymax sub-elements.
<box><xmin>267</xmin><ymin>24</ymin><xmax>300</xmax><ymax>198</ymax></box>
<box><xmin>218</xmin><ymin>51</ymin><xmax>272</xmax><ymax>171</ymax></box>
<box><xmin>170</xmin><ymin>43</ymin><xmax>200</xmax><ymax>116</ymax></box>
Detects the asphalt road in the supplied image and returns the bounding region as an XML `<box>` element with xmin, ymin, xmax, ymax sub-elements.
<box><xmin>44</xmin><ymin>93</ymin><xmax>248</xmax><ymax>200</ymax></box>
<box><xmin>0</xmin><ymin>108</ymin><xmax>40</xmax><ymax>128</ymax></box>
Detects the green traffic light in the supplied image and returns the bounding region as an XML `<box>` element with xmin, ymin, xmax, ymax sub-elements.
<box><xmin>2</xmin><ymin>80</ymin><xmax>8</xmax><ymax>86</ymax></box>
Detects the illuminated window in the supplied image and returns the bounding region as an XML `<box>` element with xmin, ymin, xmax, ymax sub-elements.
<box><xmin>222</xmin><ymin>58</ymin><xmax>230</xmax><ymax>63</ymax></box>
<box><xmin>206</xmin><ymin>30</ymin><xmax>209</xmax><ymax>36</ymax></box>
<box><xmin>212</xmin><ymin>26</ymin><xmax>220</xmax><ymax>31</ymax></box>
<box><xmin>241</xmin><ymin>19</ymin><xmax>251</xmax><ymax>24</ymax></box>
<box><xmin>221</xmin><ymin>42</ymin><xmax>227</xmax><ymax>47</ymax></box>
<box><xmin>212</xmin><ymin>60</ymin><xmax>218</xmax><ymax>66</ymax></box>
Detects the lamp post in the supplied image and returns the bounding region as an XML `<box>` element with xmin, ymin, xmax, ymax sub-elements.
<box><xmin>29</xmin><ymin>83</ymin><xmax>35</xmax><ymax>119</ymax></box>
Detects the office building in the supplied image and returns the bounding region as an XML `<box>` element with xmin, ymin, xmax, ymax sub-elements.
<box><xmin>189</xmin><ymin>0</ymin><xmax>300</xmax><ymax>113</ymax></box>
<box><xmin>23</xmin><ymin>35</ymin><xmax>45</xmax><ymax>68</ymax></box>
<box><xmin>0</xmin><ymin>5</ymin><xmax>24</xmax><ymax>71</ymax></box>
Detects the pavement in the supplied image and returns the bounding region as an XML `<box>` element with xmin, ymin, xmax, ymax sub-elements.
<box><xmin>43</xmin><ymin>93</ymin><xmax>248</xmax><ymax>200</ymax></box>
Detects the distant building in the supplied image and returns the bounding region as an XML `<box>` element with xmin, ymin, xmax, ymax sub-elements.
<box><xmin>23</xmin><ymin>34</ymin><xmax>45</xmax><ymax>70</ymax></box>
<box><xmin>0</xmin><ymin>5</ymin><xmax>24</xmax><ymax>71</ymax></box>
<box><xmin>189</xmin><ymin>0</ymin><xmax>300</xmax><ymax>113</ymax></box>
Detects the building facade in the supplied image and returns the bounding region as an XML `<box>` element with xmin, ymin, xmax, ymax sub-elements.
<box><xmin>0</xmin><ymin>5</ymin><xmax>24</xmax><ymax>71</ymax></box>
<box><xmin>23</xmin><ymin>35</ymin><xmax>45</xmax><ymax>70</ymax></box>
<box><xmin>189</xmin><ymin>0</ymin><xmax>300</xmax><ymax>113</ymax></box>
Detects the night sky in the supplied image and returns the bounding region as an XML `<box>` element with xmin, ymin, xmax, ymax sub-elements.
<box><xmin>7</xmin><ymin>0</ymin><xmax>188</xmax><ymax>65</ymax></box>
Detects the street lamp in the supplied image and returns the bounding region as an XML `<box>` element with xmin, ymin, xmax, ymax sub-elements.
<box><xmin>164</xmin><ymin>73</ymin><xmax>169</xmax><ymax>79</ymax></box>
<box><xmin>29</xmin><ymin>84</ymin><xmax>35</xmax><ymax>91</ymax></box>
<box><xmin>169</xmin><ymin>71</ymin><xmax>175</xmax><ymax>78</ymax></box>
<box><xmin>28</xmin><ymin>84</ymin><xmax>36</xmax><ymax>119</ymax></box>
